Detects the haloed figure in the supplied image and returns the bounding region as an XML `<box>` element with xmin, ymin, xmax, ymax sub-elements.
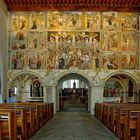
<box><xmin>31</xmin><ymin>20</ymin><xmax>38</xmax><ymax>29</ymax></box>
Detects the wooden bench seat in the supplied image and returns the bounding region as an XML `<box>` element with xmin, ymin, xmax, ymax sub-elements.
<box><xmin>95</xmin><ymin>103</ymin><xmax>140</xmax><ymax>140</ymax></box>
<box><xmin>0</xmin><ymin>102</ymin><xmax>54</xmax><ymax>140</ymax></box>
<box><xmin>0</xmin><ymin>111</ymin><xmax>17</xmax><ymax>140</ymax></box>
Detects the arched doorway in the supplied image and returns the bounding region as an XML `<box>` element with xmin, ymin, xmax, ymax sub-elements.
<box><xmin>103</xmin><ymin>73</ymin><xmax>138</xmax><ymax>103</ymax></box>
<box><xmin>56</xmin><ymin>73</ymin><xmax>91</xmax><ymax>112</ymax></box>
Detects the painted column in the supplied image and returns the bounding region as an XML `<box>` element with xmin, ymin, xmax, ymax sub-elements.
<box><xmin>90</xmin><ymin>84</ymin><xmax>104</xmax><ymax>115</ymax></box>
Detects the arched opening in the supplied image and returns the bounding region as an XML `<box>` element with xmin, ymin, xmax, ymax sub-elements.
<box><xmin>8</xmin><ymin>73</ymin><xmax>43</xmax><ymax>102</ymax></box>
<box><xmin>56</xmin><ymin>73</ymin><xmax>90</xmax><ymax>112</ymax></box>
<box><xmin>103</xmin><ymin>74</ymin><xmax>138</xmax><ymax>103</ymax></box>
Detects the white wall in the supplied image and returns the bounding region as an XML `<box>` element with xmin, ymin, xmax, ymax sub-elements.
<box><xmin>0</xmin><ymin>0</ymin><xmax>8</xmax><ymax>101</ymax></box>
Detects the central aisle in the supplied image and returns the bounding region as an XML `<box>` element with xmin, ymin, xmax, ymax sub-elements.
<box><xmin>31</xmin><ymin>110</ymin><xmax>119</xmax><ymax>140</ymax></box>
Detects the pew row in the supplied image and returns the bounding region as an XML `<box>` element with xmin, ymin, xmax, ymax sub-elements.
<box><xmin>95</xmin><ymin>103</ymin><xmax>140</xmax><ymax>140</ymax></box>
<box><xmin>0</xmin><ymin>102</ymin><xmax>54</xmax><ymax>140</ymax></box>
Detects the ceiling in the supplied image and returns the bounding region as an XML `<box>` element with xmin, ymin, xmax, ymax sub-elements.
<box><xmin>3</xmin><ymin>0</ymin><xmax>140</xmax><ymax>12</ymax></box>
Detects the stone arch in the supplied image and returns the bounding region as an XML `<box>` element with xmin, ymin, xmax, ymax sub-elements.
<box><xmin>103</xmin><ymin>71</ymin><xmax>139</xmax><ymax>103</ymax></box>
<box><xmin>55</xmin><ymin>70</ymin><xmax>92</xmax><ymax>85</ymax></box>
<box><xmin>104</xmin><ymin>71</ymin><xmax>138</xmax><ymax>86</ymax></box>
<box><xmin>54</xmin><ymin>70</ymin><xmax>92</xmax><ymax>111</ymax></box>
<box><xmin>9</xmin><ymin>71</ymin><xmax>43</xmax><ymax>87</ymax></box>
<box><xmin>8</xmin><ymin>71</ymin><xmax>44</xmax><ymax>102</ymax></box>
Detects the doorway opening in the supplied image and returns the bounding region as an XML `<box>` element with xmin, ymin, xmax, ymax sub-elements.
<box><xmin>57</xmin><ymin>73</ymin><xmax>90</xmax><ymax>112</ymax></box>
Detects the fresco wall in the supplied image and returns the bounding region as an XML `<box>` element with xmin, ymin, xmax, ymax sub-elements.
<box><xmin>8</xmin><ymin>11</ymin><xmax>139</xmax><ymax>70</ymax></box>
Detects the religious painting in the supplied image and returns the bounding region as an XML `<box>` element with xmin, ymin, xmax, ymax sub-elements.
<box><xmin>48</xmin><ymin>11</ymin><xmax>84</xmax><ymax>30</ymax></box>
<box><xmin>88</xmin><ymin>50</ymin><xmax>100</xmax><ymax>70</ymax></box>
<box><xmin>121</xmin><ymin>14</ymin><xmax>139</xmax><ymax>31</ymax></box>
<box><xmin>28</xmin><ymin>31</ymin><xmax>46</xmax><ymax>50</ymax></box>
<box><xmin>30</xmin><ymin>12</ymin><xmax>45</xmax><ymax>30</ymax></box>
<box><xmin>9</xmin><ymin>12</ymin><xmax>29</xmax><ymax>31</ymax></box>
<box><xmin>29</xmin><ymin>51</ymin><xmax>46</xmax><ymax>69</ymax></box>
<box><xmin>119</xmin><ymin>52</ymin><xmax>137</xmax><ymax>69</ymax></box>
<box><xmin>102</xmin><ymin>12</ymin><xmax>119</xmax><ymax>30</ymax></box>
<box><xmin>64</xmin><ymin>11</ymin><xmax>84</xmax><ymax>30</ymax></box>
<box><xmin>10</xmin><ymin>31</ymin><xmax>27</xmax><ymax>50</ymax></box>
<box><xmin>121</xmin><ymin>32</ymin><xmax>139</xmax><ymax>51</ymax></box>
<box><xmin>35</xmin><ymin>51</ymin><xmax>46</xmax><ymax>69</ymax></box>
<box><xmin>102</xmin><ymin>32</ymin><xmax>119</xmax><ymax>51</ymax></box>
<box><xmin>85</xmin><ymin>12</ymin><xmax>101</xmax><ymax>31</ymax></box>
<box><xmin>47</xmin><ymin>11</ymin><xmax>64</xmax><ymax>30</ymax></box>
<box><xmin>11</xmin><ymin>51</ymin><xmax>28</xmax><ymax>69</ymax></box>
<box><xmin>38</xmin><ymin>32</ymin><xmax>47</xmax><ymax>49</ymax></box>
<box><xmin>29</xmin><ymin>51</ymin><xmax>37</xmax><ymax>69</ymax></box>
<box><xmin>8</xmin><ymin>11</ymin><xmax>139</xmax><ymax>71</ymax></box>
<box><xmin>102</xmin><ymin>53</ymin><xmax>118</xmax><ymax>69</ymax></box>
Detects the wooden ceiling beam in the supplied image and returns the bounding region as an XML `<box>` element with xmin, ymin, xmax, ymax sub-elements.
<box><xmin>129</xmin><ymin>0</ymin><xmax>136</xmax><ymax>5</ymax></box>
<box><xmin>7</xmin><ymin>4</ymin><xmax>138</xmax><ymax>11</ymax></box>
<box><xmin>30</xmin><ymin>0</ymin><xmax>35</xmax><ymax>5</ymax></box>
<box><xmin>39</xmin><ymin>0</ymin><xmax>45</xmax><ymax>5</ymax></box>
<box><xmin>9</xmin><ymin>0</ymin><xmax>15</xmax><ymax>5</ymax></box>
<box><xmin>3</xmin><ymin>0</ymin><xmax>140</xmax><ymax>12</ymax></box>
<box><xmin>120</xmin><ymin>0</ymin><xmax>127</xmax><ymax>6</ymax></box>
<box><xmin>90</xmin><ymin>0</ymin><xmax>94</xmax><ymax>5</ymax></box>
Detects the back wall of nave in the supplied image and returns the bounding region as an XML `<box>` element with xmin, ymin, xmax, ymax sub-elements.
<box><xmin>0</xmin><ymin>8</ymin><xmax>140</xmax><ymax>104</ymax></box>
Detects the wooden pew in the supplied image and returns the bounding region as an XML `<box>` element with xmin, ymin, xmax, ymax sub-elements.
<box><xmin>95</xmin><ymin>103</ymin><xmax>140</xmax><ymax>140</ymax></box>
<box><xmin>0</xmin><ymin>104</ymin><xmax>34</xmax><ymax>139</ymax></box>
<box><xmin>0</xmin><ymin>107</ymin><xmax>27</xmax><ymax>140</ymax></box>
<box><xmin>116</xmin><ymin>106</ymin><xmax>140</xmax><ymax>140</ymax></box>
<box><xmin>0</xmin><ymin>102</ymin><xmax>54</xmax><ymax>140</ymax></box>
<box><xmin>0</xmin><ymin>111</ymin><xmax>17</xmax><ymax>140</ymax></box>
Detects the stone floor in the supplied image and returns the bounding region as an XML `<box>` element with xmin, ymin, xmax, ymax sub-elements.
<box><xmin>30</xmin><ymin>106</ymin><xmax>119</xmax><ymax>140</ymax></box>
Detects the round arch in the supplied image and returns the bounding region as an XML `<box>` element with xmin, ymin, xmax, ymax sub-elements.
<box><xmin>55</xmin><ymin>71</ymin><xmax>92</xmax><ymax>111</ymax></box>
<box><xmin>8</xmin><ymin>71</ymin><xmax>44</xmax><ymax>102</ymax></box>
<box><xmin>9</xmin><ymin>71</ymin><xmax>43</xmax><ymax>87</ymax></box>
<box><xmin>104</xmin><ymin>71</ymin><xmax>138</xmax><ymax>85</ymax></box>
<box><xmin>103</xmin><ymin>71</ymin><xmax>139</xmax><ymax>103</ymax></box>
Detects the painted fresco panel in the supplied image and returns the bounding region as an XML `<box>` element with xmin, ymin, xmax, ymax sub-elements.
<box><xmin>119</xmin><ymin>52</ymin><xmax>137</xmax><ymax>69</ymax></box>
<box><xmin>8</xmin><ymin>11</ymin><xmax>139</xmax><ymax>70</ymax></box>
<box><xmin>10</xmin><ymin>31</ymin><xmax>27</xmax><ymax>50</ymax></box>
<box><xmin>85</xmin><ymin>12</ymin><xmax>101</xmax><ymax>31</ymax></box>
<box><xmin>102</xmin><ymin>53</ymin><xmax>118</xmax><ymax>69</ymax></box>
<box><xmin>28</xmin><ymin>31</ymin><xmax>46</xmax><ymax>50</ymax></box>
<box><xmin>121</xmin><ymin>32</ymin><xmax>139</xmax><ymax>51</ymax></box>
<box><xmin>102</xmin><ymin>32</ymin><xmax>119</xmax><ymax>51</ymax></box>
<box><xmin>121</xmin><ymin>14</ymin><xmax>139</xmax><ymax>31</ymax></box>
<box><xmin>10</xmin><ymin>51</ymin><xmax>28</xmax><ymax>69</ymax></box>
<box><xmin>30</xmin><ymin>12</ymin><xmax>45</xmax><ymax>30</ymax></box>
<box><xmin>48</xmin><ymin>11</ymin><xmax>84</xmax><ymax>30</ymax></box>
<box><xmin>102</xmin><ymin>12</ymin><xmax>119</xmax><ymax>30</ymax></box>
<box><xmin>9</xmin><ymin>12</ymin><xmax>29</xmax><ymax>31</ymax></box>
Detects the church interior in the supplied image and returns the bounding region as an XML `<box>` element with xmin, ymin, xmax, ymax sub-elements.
<box><xmin>0</xmin><ymin>0</ymin><xmax>140</xmax><ymax>139</ymax></box>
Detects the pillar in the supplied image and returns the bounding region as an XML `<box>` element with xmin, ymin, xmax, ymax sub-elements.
<box><xmin>45</xmin><ymin>85</ymin><xmax>56</xmax><ymax>115</ymax></box>
<box><xmin>122</xmin><ymin>89</ymin><xmax>127</xmax><ymax>103</ymax></box>
<box><xmin>52</xmin><ymin>85</ymin><xmax>56</xmax><ymax>115</ymax></box>
<box><xmin>90</xmin><ymin>85</ymin><xmax>104</xmax><ymax>115</ymax></box>
<box><xmin>43</xmin><ymin>86</ymin><xmax>47</xmax><ymax>102</ymax></box>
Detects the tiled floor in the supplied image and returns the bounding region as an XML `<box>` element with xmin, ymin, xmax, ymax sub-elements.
<box><xmin>30</xmin><ymin>107</ymin><xmax>119</xmax><ymax>140</ymax></box>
